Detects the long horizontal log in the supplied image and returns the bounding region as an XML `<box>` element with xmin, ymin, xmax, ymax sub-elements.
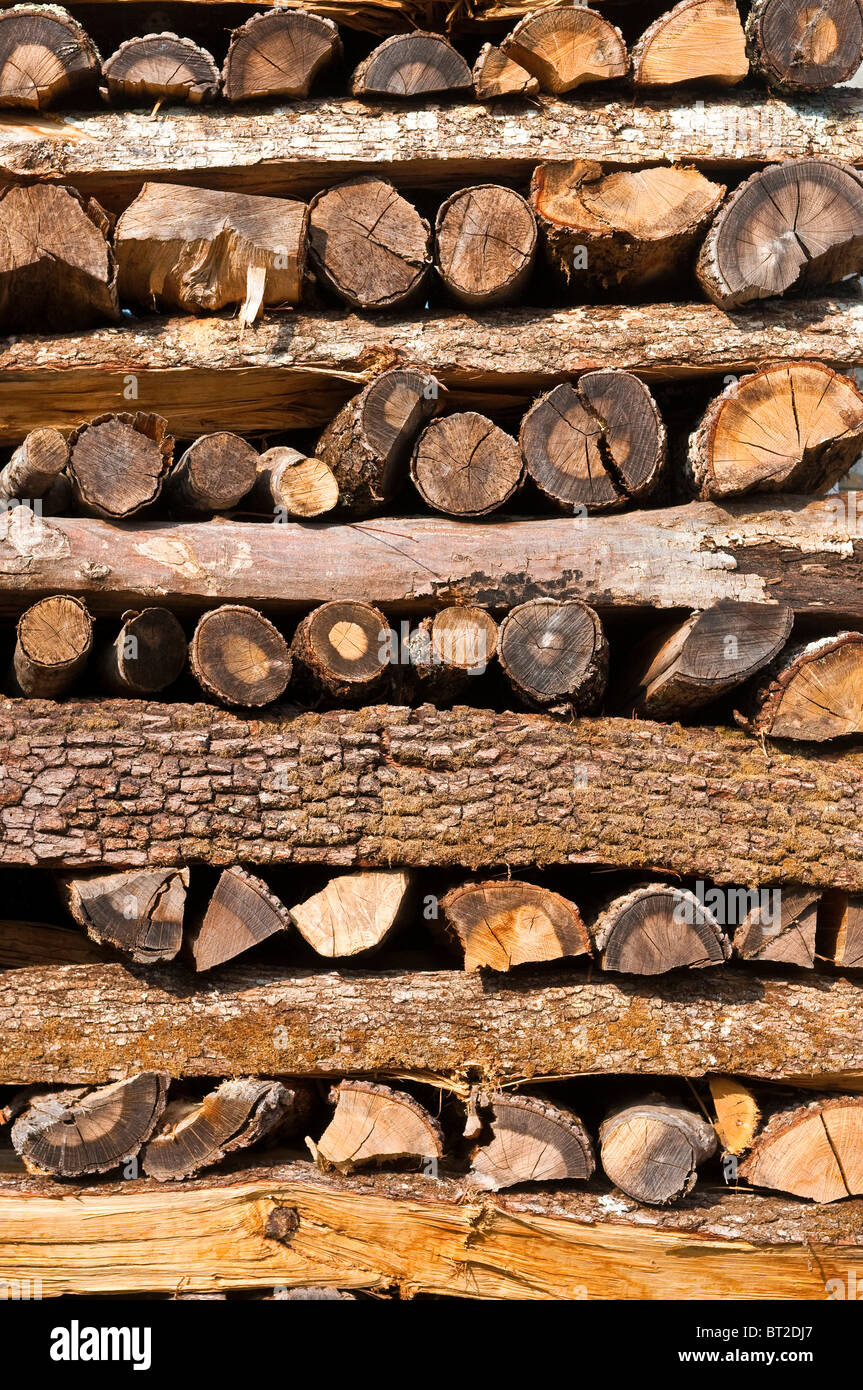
<box><xmin>0</xmin><ymin>301</ymin><xmax>861</xmax><ymax>440</ymax></box>
<box><xmin>1</xmin><ymin>962</ymin><xmax>861</xmax><ymax>1085</ymax></box>
<box><xmin>3</xmin><ymin>700</ymin><xmax>863</xmax><ymax>885</ymax></box>
<box><xmin>3</xmin><ymin>96</ymin><xmax>860</xmax><ymax>206</ymax></box>
<box><xmin>0</xmin><ymin>1158</ymin><xmax>860</xmax><ymax>1298</ymax></box>
<box><xmin>1</xmin><ymin>498</ymin><xmax>862</xmax><ymax>619</ymax></box>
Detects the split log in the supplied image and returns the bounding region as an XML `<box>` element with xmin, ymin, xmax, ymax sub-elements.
<box><xmin>351</xmin><ymin>31</ymin><xmax>472</xmax><ymax>97</ymax></box>
<box><xmin>11</xmin><ymin>595</ymin><xmax>91</xmax><ymax>697</ymax></box>
<box><xmin>115</xmin><ymin>184</ymin><xmax>307</xmax><ymax>321</ymax></box>
<box><xmin>290</xmin><ymin>599</ymin><xmax>390</xmax><ymax>700</ymax></box>
<box><xmin>622</xmin><ymin>600</ymin><xmax>794</xmax><ymax>719</ymax></box>
<box><xmin>0</xmin><ymin>183</ymin><xmax>117</xmax><ymax>331</ymax></box>
<box><xmin>435</xmin><ymin>185</ymin><xmax>537</xmax><ymax>308</ymax></box>
<box><xmin>594</xmin><ymin>884</ymin><xmax>730</xmax><ymax>974</ymax></box>
<box><xmin>440</xmin><ymin>879</ymin><xmax>590</xmax><ymax>972</ymax></box>
<box><xmin>316</xmin><ymin>367</ymin><xmax>441</xmax><ymax>515</ymax></box>
<box><xmin>696</xmin><ymin>159</ymin><xmax>863</xmax><ymax>308</ymax></box>
<box><xmin>167</xmin><ymin>433</ymin><xmax>258</xmax><ymax>514</ymax></box>
<box><xmin>189</xmin><ymin>604</ymin><xmax>292</xmax><ymax>707</ymax></box>
<box><xmin>708</xmin><ymin>1076</ymin><xmax>761</xmax><ymax>1156</ymax></box>
<box><xmin>530</xmin><ymin>160</ymin><xmax>724</xmax><ymax>292</ymax></box>
<box><xmin>632</xmin><ymin>0</ymin><xmax>748</xmax><ymax>88</ymax></box>
<box><xmin>248</xmin><ymin>447</ymin><xmax>338</xmax><ymax>518</ymax></box>
<box><xmin>0</xmin><ymin>428</ymin><xmax>68</xmax><ymax>506</ymax></box>
<box><xmin>189</xmin><ymin>865</ymin><xmax>292</xmax><ymax>972</ymax></box>
<box><xmin>312</xmin><ymin>1081</ymin><xmax>443</xmax><ymax>1172</ymax></box>
<box><xmin>0</xmin><ymin>4</ymin><xmax>99</xmax><ymax>109</ymax></box>
<box><xmin>740</xmin><ymin>1097</ymin><xmax>863</xmax><ymax>1201</ymax></box>
<box><xmin>307</xmin><ymin>176</ymin><xmax>430</xmax><ymax>310</ymax></box>
<box><xmin>410</xmin><ymin>413</ymin><xmax>523</xmax><ymax>516</ymax></box>
<box><xmin>11</xmin><ymin>1073</ymin><xmax>168</xmax><ymax>1177</ymax></box>
<box><xmin>472</xmin><ymin>43</ymin><xmax>538</xmax><ymax>98</ymax></box>
<box><xmin>290</xmin><ymin>869</ymin><xmax>410</xmax><ymax>958</ymax></box>
<box><xmin>59</xmin><ymin>867</ymin><xmax>187</xmax><ymax>964</ymax></box>
<box><xmin>733</xmin><ymin>885</ymin><xmax>818</xmax><ymax>968</ymax></box>
<box><xmin>468</xmin><ymin>1091</ymin><xmax>594</xmax><ymax>1190</ymax></box>
<box><xmin>738</xmin><ymin>633</ymin><xmax>863</xmax><ymax>742</ymax></box>
<box><xmin>0</xmin><ymin>921</ymin><xmax>108</xmax><ymax>969</ymax></box>
<box><xmin>821</xmin><ymin>892</ymin><xmax>863</xmax><ymax>970</ymax></box>
<box><xmin>497</xmin><ymin>597</ymin><xmax>607</xmax><ymax>713</ymax></box>
<box><xmin>746</xmin><ymin>0</ymin><xmax>863</xmax><ymax>92</ymax></box>
<box><xmin>142</xmin><ymin>1078</ymin><xmax>295</xmax><ymax>1181</ymax></box>
<box><xmin>501</xmin><ymin>6</ymin><xmax>628</xmax><ymax>93</ymax></box>
<box><xmin>599</xmin><ymin>1099</ymin><xmax>717</xmax><ymax>1205</ymax></box>
<box><xmin>222</xmin><ymin>9</ymin><xmax>341</xmax><ymax>102</ymax></box>
<box><xmin>519</xmin><ymin>371</ymin><xmax>666</xmax><ymax>511</ymax></box>
<box><xmin>101</xmin><ymin>34</ymin><xmax>219</xmax><ymax>105</ymax></box>
<box><xmin>405</xmin><ymin>606</ymin><xmax>498</xmax><ymax>699</ymax></box>
<box><xmin>98</xmin><ymin>608</ymin><xmax>187</xmax><ymax>696</ymax></box>
<box><xmin>68</xmin><ymin>411</ymin><xmax>173</xmax><ymax>520</ymax></box>
<box><xmin>688</xmin><ymin>363</ymin><xmax>863</xmax><ymax>500</ymax></box>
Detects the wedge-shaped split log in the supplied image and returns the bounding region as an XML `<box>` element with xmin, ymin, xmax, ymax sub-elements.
<box><xmin>291</xmin><ymin>600</ymin><xmax>390</xmax><ymax>701</ymax></box>
<box><xmin>189</xmin><ymin>605</ymin><xmax>292</xmax><ymax>707</ymax></box>
<box><xmin>435</xmin><ymin>185</ymin><xmax>536</xmax><ymax>308</ymax></box>
<box><xmin>468</xmin><ymin>1091</ymin><xmax>594</xmax><ymax>1191</ymax></box>
<box><xmin>0</xmin><ymin>183</ymin><xmax>117</xmax><ymax>331</ymax></box>
<box><xmin>142</xmin><ymin>1078</ymin><xmax>295</xmax><ymax>1181</ymax></box>
<box><xmin>632</xmin><ymin>0</ymin><xmax>748</xmax><ymax>88</ymax></box>
<box><xmin>733</xmin><ymin>886</ymin><xmax>819</xmax><ymax>968</ymax></box>
<box><xmin>411</xmin><ymin>412</ymin><xmax>522</xmax><ymax>516</ymax></box>
<box><xmin>498</xmin><ymin>597</ymin><xmax>607</xmax><ymax>714</ymax></box>
<box><xmin>189</xmin><ymin>865</ymin><xmax>292</xmax><ymax>972</ymax></box>
<box><xmin>311</xmin><ymin>1081</ymin><xmax>443</xmax><ymax>1172</ymax></box>
<box><xmin>12</xmin><ymin>595</ymin><xmax>92</xmax><ymax>697</ymax></box>
<box><xmin>405</xmin><ymin>606</ymin><xmax>498</xmax><ymax>700</ymax></box>
<box><xmin>11</xmin><ymin>1073</ymin><xmax>168</xmax><ymax>1177</ymax></box>
<box><xmin>68</xmin><ymin>411</ymin><xmax>173</xmax><ymax>519</ymax></box>
<box><xmin>821</xmin><ymin>891</ymin><xmax>863</xmax><ymax>970</ymax></box>
<box><xmin>708</xmin><ymin>1076</ymin><xmax>761</xmax><ymax>1157</ymax></box>
<box><xmin>740</xmin><ymin>1097</ymin><xmax>863</xmax><ymax>1202</ymax></box>
<box><xmin>352</xmin><ymin>31</ymin><xmax>472</xmax><ymax>97</ymax></box>
<box><xmin>98</xmin><ymin>608</ymin><xmax>187</xmax><ymax>696</ymax></box>
<box><xmin>101</xmin><ymin>34</ymin><xmax>219</xmax><ymax>105</ymax></box>
<box><xmin>291</xmin><ymin>869</ymin><xmax>411</xmax><ymax>958</ymax></box>
<box><xmin>502</xmin><ymin>6</ymin><xmax>628</xmax><ymax>93</ymax></box>
<box><xmin>223</xmin><ymin>9</ymin><xmax>341</xmax><ymax>102</ymax></box>
<box><xmin>248</xmin><ymin>447</ymin><xmax>338</xmax><ymax>519</ymax></box>
<box><xmin>441</xmin><ymin>880</ymin><xmax>590</xmax><ymax>972</ymax></box>
<box><xmin>60</xmin><ymin>868</ymin><xmax>188</xmax><ymax>964</ymax></box>
<box><xmin>308</xmin><ymin>177</ymin><xmax>430</xmax><ymax>310</ymax></box>
<box><xmin>738</xmin><ymin>633</ymin><xmax>863</xmax><ymax>742</ymax></box>
<box><xmin>472</xmin><ymin>43</ymin><xmax>538</xmax><ymax>98</ymax></box>
<box><xmin>594</xmin><ymin>884</ymin><xmax>730</xmax><ymax>974</ymax></box>
<box><xmin>166</xmin><ymin>432</ymin><xmax>258</xmax><ymax>514</ymax></box>
<box><xmin>746</xmin><ymin>0</ymin><xmax>863</xmax><ymax>91</ymax></box>
<box><xmin>600</xmin><ymin>1099</ymin><xmax>717</xmax><ymax>1204</ymax></box>
<box><xmin>0</xmin><ymin>427</ymin><xmax>68</xmax><ymax>508</ymax></box>
<box><xmin>0</xmin><ymin>4</ymin><xmax>99</xmax><ymax>109</ymax></box>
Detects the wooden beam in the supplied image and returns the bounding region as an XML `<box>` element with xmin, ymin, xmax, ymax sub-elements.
<box><xmin>1</xmin><ymin>961</ymin><xmax>862</xmax><ymax>1085</ymax></box>
<box><xmin>0</xmin><ymin>300</ymin><xmax>860</xmax><ymax>440</ymax></box>
<box><xmin>0</xmin><ymin>1157</ymin><xmax>860</xmax><ymax>1298</ymax></box>
<box><xmin>1</xmin><ymin>499</ymin><xmax>861</xmax><ymax>620</ymax></box>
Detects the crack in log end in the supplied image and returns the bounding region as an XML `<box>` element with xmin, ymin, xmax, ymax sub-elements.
<box><xmin>265</xmin><ymin>1205</ymin><xmax>300</xmax><ymax>1243</ymax></box>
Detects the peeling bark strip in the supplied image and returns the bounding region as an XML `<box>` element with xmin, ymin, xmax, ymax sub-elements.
<box><xmin>5</xmin><ymin>700</ymin><xmax>863</xmax><ymax>883</ymax></box>
<box><xmin>3</xmin><ymin>498</ymin><xmax>863</xmax><ymax>621</ymax></box>
<box><xmin>2</xmin><ymin>960</ymin><xmax>863</xmax><ymax>1085</ymax></box>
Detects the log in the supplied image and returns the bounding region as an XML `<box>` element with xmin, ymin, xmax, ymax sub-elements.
<box><xmin>519</xmin><ymin>371</ymin><xmax>666</xmax><ymax>511</ymax></box>
<box><xmin>11</xmin><ymin>595</ymin><xmax>91</xmax><ymax>697</ymax></box>
<box><xmin>0</xmin><ymin>920</ymin><xmax>109</xmax><ymax>968</ymax></box>
<box><xmin>312</xmin><ymin>1081</ymin><xmax>443</xmax><ymax>1172</ymax></box>
<box><xmin>142</xmin><ymin>1078</ymin><xmax>295</xmax><ymax>1181</ymax></box>
<box><xmin>746</xmin><ymin>0</ymin><xmax>863</xmax><ymax>92</ymax></box>
<box><xmin>738</xmin><ymin>633</ymin><xmax>863</xmax><ymax>743</ymax></box>
<box><xmin>434</xmin><ymin>185</ymin><xmax>537</xmax><ymax>308</ymax></box>
<box><xmin>0</xmin><ymin>183</ymin><xmax>118</xmax><ymax>331</ymax></box>
<box><xmin>98</xmin><ymin>608</ymin><xmax>187</xmax><ymax>696</ymax></box>
<box><xmin>732</xmin><ymin>885</ymin><xmax>819</xmax><ymax>968</ymax></box>
<box><xmin>308</xmin><ymin>176</ymin><xmax>430</xmax><ymax>310</ymax></box>
<box><xmin>468</xmin><ymin>1091</ymin><xmax>594</xmax><ymax>1190</ymax></box>
<box><xmin>821</xmin><ymin>891</ymin><xmax>863</xmax><ymax>970</ymax></box>
<box><xmin>472</xmin><ymin>43</ymin><xmax>538</xmax><ymax>98</ymax></box>
<box><xmin>316</xmin><ymin>367</ymin><xmax>441</xmax><ymax>515</ymax></box>
<box><xmin>621</xmin><ymin>600</ymin><xmax>794</xmax><ymax>719</ymax></box>
<box><xmin>739</xmin><ymin>1097</ymin><xmax>863</xmax><ymax>1201</ymax></box>
<box><xmin>11</xmin><ymin>1073</ymin><xmax>168</xmax><ymax>1177</ymax></box>
<box><xmin>115</xmin><ymin>184</ymin><xmax>307</xmax><ymax>321</ymax></box>
<box><xmin>189</xmin><ymin>865</ymin><xmax>292</xmax><ymax>972</ymax></box>
<box><xmin>189</xmin><ymin>604</ymin><xmax>292</xmax><ymax>707</ymax></box>
<box><xmin>290</xmin><ymin>599</ymin><xmax>390</xmax><ymax>700</ymax></box>
<box><xmin>632</xmin><ymin>0</ymin><xmax>749</xmax><ymax>88</ymax></box>
<box><xmin>593</xmin><ymin>884</ymin><xmax>731</xmax><ymax>975</ymax></box>
<box><xmin>696</xmin><ymin>159</ymin><xmax>863</xmax><ymax>309</ymax></box>
<box><xmin>0</xmin><ymin>3</ymin><xmax>99</xmax><ymax>109</ymax></box>
<box><xmin>351</xmin><ymin>31</ymin><xmax>472</xmax><ymax>97</ymax></box>
<box><xmin>0</xmin><ymin>428</ymin><xmax>68</xmax><ymax>506</ymax></box>
<box><xmin>497</xmin><ymin>597</ymin><xmax>607</xmax><ymax>713</ymax></box>
<box><xmin>405</xmin><ymin>606</ymin><xmax>498</xmax><ymax>699</ymax></box>
<box><xmin>290</xmin><ymin>869</ymin><xmax>410</xmax><ymax>958</ymax></box>
<box><xmin>708</xmin><ymin>1076</ymin><xmax>761</xmax><ymax>1156</ymax></box>
<box><xmin>167</xmin><ymin>433</ymin><xmax>258</xmax><ymax>514</ymax></box>
<box><xmin>530</xmin><ymin>161</ymin><xmax>724</xmax><ymax>292</ymax></box>
<box><xmin>68</xmin><ymin>411</ymin><xmax>173</xmax><ymax>520</ymax></box>
<box><xmin>222</xmin><ymin>9</ymin><xmax>341</xmax><ymax>101</ymax></box>
<box><xmin>410</xmin><ymin>413</ymin><xmax>523</xmax><ymax>516</ymax></box>
<box><xmin>59</xmin><ymin>867</ymin><xmax>188</xmax><ymax>964</ymax></box>
<box><xmin>440</xmin><ymin>879</ymin><xmax>590</xmax><ymax>972</ymax></box>
<box><xmin>599</xmin><ymin>1099</ymin><xmax>717</xmax><ymax>1205</ymax></box>
<box><xmin>501</xmin><ymin>6</ymin><xmax>628</xmax><ymax>93</ymax></box>
<box><xmin>101</xmin><ymin>34</ymin><xmax>219</xmax><ymax>105</ymax></box>
<box><xmin>687</xmin><ymin>362</ymin><xmax>863</xmax><ymax>500</ymax></box>
<box><xmin>248</xmin><ymin>447</ymin><xmax>339</xmax><ymax>518</ymax></box>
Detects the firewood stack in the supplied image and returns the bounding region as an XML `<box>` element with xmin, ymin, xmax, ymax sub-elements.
<box><xmin>1</xmin><ymin>0</ymin><xmax>863</xmax><ymax>1304</ymax></box>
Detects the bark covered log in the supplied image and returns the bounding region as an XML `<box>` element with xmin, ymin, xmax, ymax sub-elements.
<box><xmin>0</xmin><ymin>428</ymin><xmax>68</xmax><ymax>506</ymax></box>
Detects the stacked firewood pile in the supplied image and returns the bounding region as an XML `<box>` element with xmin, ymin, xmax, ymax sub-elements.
<box><xmin>1</xmin><ymin>0</ymin><xmax>863</xmax><ymax>1302</ymax></box>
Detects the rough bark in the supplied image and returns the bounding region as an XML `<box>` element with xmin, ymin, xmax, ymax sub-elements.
<box><xmin>434</xmin><ymin>185</ymin><xmax>537</xmax><ymax>307</ymax></box>
<box><xmin>98</xmin><ymin>608</ymin><xmax>187</xmax><ymax>696</ymax></box>
<box><xmin>739</xmin><ymin>1096</ymin><xmax>863</xmax><ymax>1202</ymax></box>
<box><xmin>501</xmin><ymin>7</ymin><xmax>628</xmax><ymax>93</ymax></box>
<box><xmin>0</xmin><ymin>183</ymin><xmax>118</xmax><ymax>332</ymax></box>
<box><xmin>410</xmin><ymin>413</ymin><xmax>523</xmax><ymax>516</ymax></box>
<box><xmin>223</xmin><ymin>9</ymin><xmax>341</xmax><ymax>101</ymax></box>
<box><xmin>101</xmin><ymin>34</ymin><xmax>219</xmax><ymax>105</ymax></box>
<box><xmin>632</xmin><ymin>0</ymin><xmax>748</xmax><ymax>88</ymax></box>
<box><xmin>498</xmin><ymin>598</ymin><xmax>607</xmax><ymax>713</ymax></box>
<box><xmin>11</xmin><ymin>595</ymin><xmax>92</xmax><ymax>697</ymax></box>
<box><xmin>308</xmin><ymin>177</ymin><xmax>430</xmax><ymax>310</ymax></box>
<box><xmin>188</xmin><ymin>605</ymin><xmax>292</xmax><ymax>707</ymax></box>
<box><xmin>472</xmin><ymin>43</ymin><xmax>538</xmax><ymax>98</ymax></box>
<box><xmin>599</xmin><ymin>1099</ymin><xmax>717</xmax><ymax>1205</ymax></box>
<box><xmin>440</xmin><ymin>879</ymin><xmax>590</xmax><ymax>972</ymax></box>
<box><xmin>312</xmin><ymin>1081</ymin><xmax>443</xmax><ymax>1172</ymax></box>
<box><xmin>166</xmin><ymin>433</ymin><xmax>258</xmax><ymax>514</ymax></box>
<box><xmin>188</xmin><ymin>865</ymin><xmax>292</xmax><ymax>972</ymax></box>
<box><xmin>468</xmin><ymin>1091</ymin><xmax>594</xmax><ymax>1190</ymax></box>
<box><xmin>593</xmin><ymin>884</ymin><xmax>731</xmax><ymax>975</ymax></box>
<box><xmin>247</xmin><ymin>447</ymin><xmax>339</xmax><ymax>519</ymax></box>
<box><xmin>352</xmin><ymin>31</ymin><xmax>472</xmax><ymax>96</ymax></box>
<box><xmin>68</xmin><ymin>411</ymin><xmax>173</xmax><ymax>520</ymax></box>
<box><xmin>290</xmin><ymin>869</ymin><xmax>410</xmax><ymax>958</ymax></box>
<box><xmin>746</xmin><ymin>0</ymin><xmax>863</xmax><ymax>92</ymax></box>
<box><xmin>142</xmin><ymin>1078</ymin><xmax>296</xmax><ymax>1181</ymax></box>
<box><xmin>59</xmin><ymin>867</ymin><xmax>187</xmax><ymax>964</ymax></box>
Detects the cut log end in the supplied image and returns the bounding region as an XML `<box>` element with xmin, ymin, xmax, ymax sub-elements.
<box><xmin>441</xmin><ymin>879</ymin><xmax>590</xmax><ymax>972</ymax></box>
<box><xmin>708</xmin><ymin>1076</ymin><xmax>761</xmax><ymax>1156</ymax></box>
<box><xmin>143</xmin><ymin>1078</ymin><xmax>295</xmax><ymax>1181</ymax></box>
<box><xmin>411</xmin><ymin>412</ymin><xmax>523</xmax><ymax>517</ymax></box>
<box><xmin>291</xmin><ymin>599</ymin><xmax>390</xmax><ymax>700</ymax></box>
<box><xmin>291</xmin><ymin>869</ymin><xmax>411</xmax><ymax>958</ymax></box>
<box><xmin>0</xmin><ymin>427</ymin><xmax>69</xmax><ymax>503</ymax></box>
<box><xmin>594</xmin><ymin>884</ymin><xmax>731</xmax><ymax>975</ymax></box>
<box><xmin>68</xmin><ymin>411</ymin><xmax>173</xmax><ymax>520</ymax></box>
<box><xmin>313</xmin><ymin>1081</ymin><xmax>443</xmax><ymax>1173</ymax></box>
<box><xmin>223</xmin><ymin>9</ymin><xmax>341</xmax><ymax>102</ymax></box>
<box><xmin>0</xmin><ymin>183</ymin><xmax>118</xmax><ymax>331</ymax></box>
<box><xmin>739</xmin><ymin>632</ymin><xmax>863</xmax><ymax>742</ymax></box>
<box><xmin>733</xmin><ymin>885</ymin><xmax>818</xmax><ymax>967</ymax></box>
<box><xmin>739</xmin><ymin>1097</ymin><xmax>863</xmax><ymax>1202</ymax></box>
<box><xmin>600</xmin><ymin>1099</ymin><xmax>718</xmax><ymax>1205</ymax></box>
<box><xmin>435</xmin><ymin>184</ymin><xmax>537</xmax><ymax>308</ymax></box>
<box><xmin>100</xmin><ymin>607</ymin><xmax>187</xmax><ymax>697</ymax></box>
<box><xmin>468</xmin><ymin>1091</ymin><xmax>595</xmax><ymax>1191</ymax></box>
<box><xmin>352</xmin><ymin>31</ymin><xmax>472</xmax><ymax>98</ymax></box>
<box><xmin>308</xmin><ymin>177</ymin><xmax>430</xmax><ymax>311</ymax></box>
<box><xmin>473</xmin><ymin>43</ymin><xmax>539</xmax><ymax>99</ymax></box>
<box><xmin>60</xmin><ymin>867</ymin><xmax>188</xmax><ymax>964</ymax></box>
<box><xmin>498</xmin><ymin>597</ymin><xmax>608</xmax><ymax>713</ymax></box>
<box><xmin>11</xmin><ymin>1073</ymin><xmax>169</xmax><ymax>1177</ymax></box>
<box><xmin>633</xmin><ymin>0</ymin><xmax>749</xmax><ymax>88</ymax></box>
<box><xmin>746</xmin><ymin>0</ymin><xmax>863</xmax><ymax>91</ymax></box>
<box><xmin>168</xmin><ymin>432</ymin><xmax>258</xmax><ymax>513</ymax></box>
<box><xmin>502</xmin><ymin>7</ymin><xmax>628</xmax><ymax>94</ymax></box>
<box><xmin>189</xmin><ymin>604</ymin><xmax>292</xmax><ymax>708</ymax></box>
<box><xmin>407</xmin><ymin>605</ymin><xmax>499</xmax><ymax>699</ymax></box>
<box><xmin>0</xmin><ymin>4</ymin><xmax>100</xmax><ymax>109</ymax></box>
<box><xmin>13</xmin><ymin>594</ymin><xmax>92</xmax><ymax>698</ymax></box>
<box><xmin>251</xmin><ymin>448</ymin><xmax>339</xmax><ymax>518</ymax></box>
<box><xmin>821</xmin><ymin>891</ymin><xmax>863</xmax><ymax>969</ymax></box>
<box><xmin>102</xmin><ymin>34</ymin><xmax>220</xmax><ymax>105</ymax></box>
<box><xmin>189</xmin><ymin>865</ymin><xmax>292</xmax><ymax>973</ymax></box>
